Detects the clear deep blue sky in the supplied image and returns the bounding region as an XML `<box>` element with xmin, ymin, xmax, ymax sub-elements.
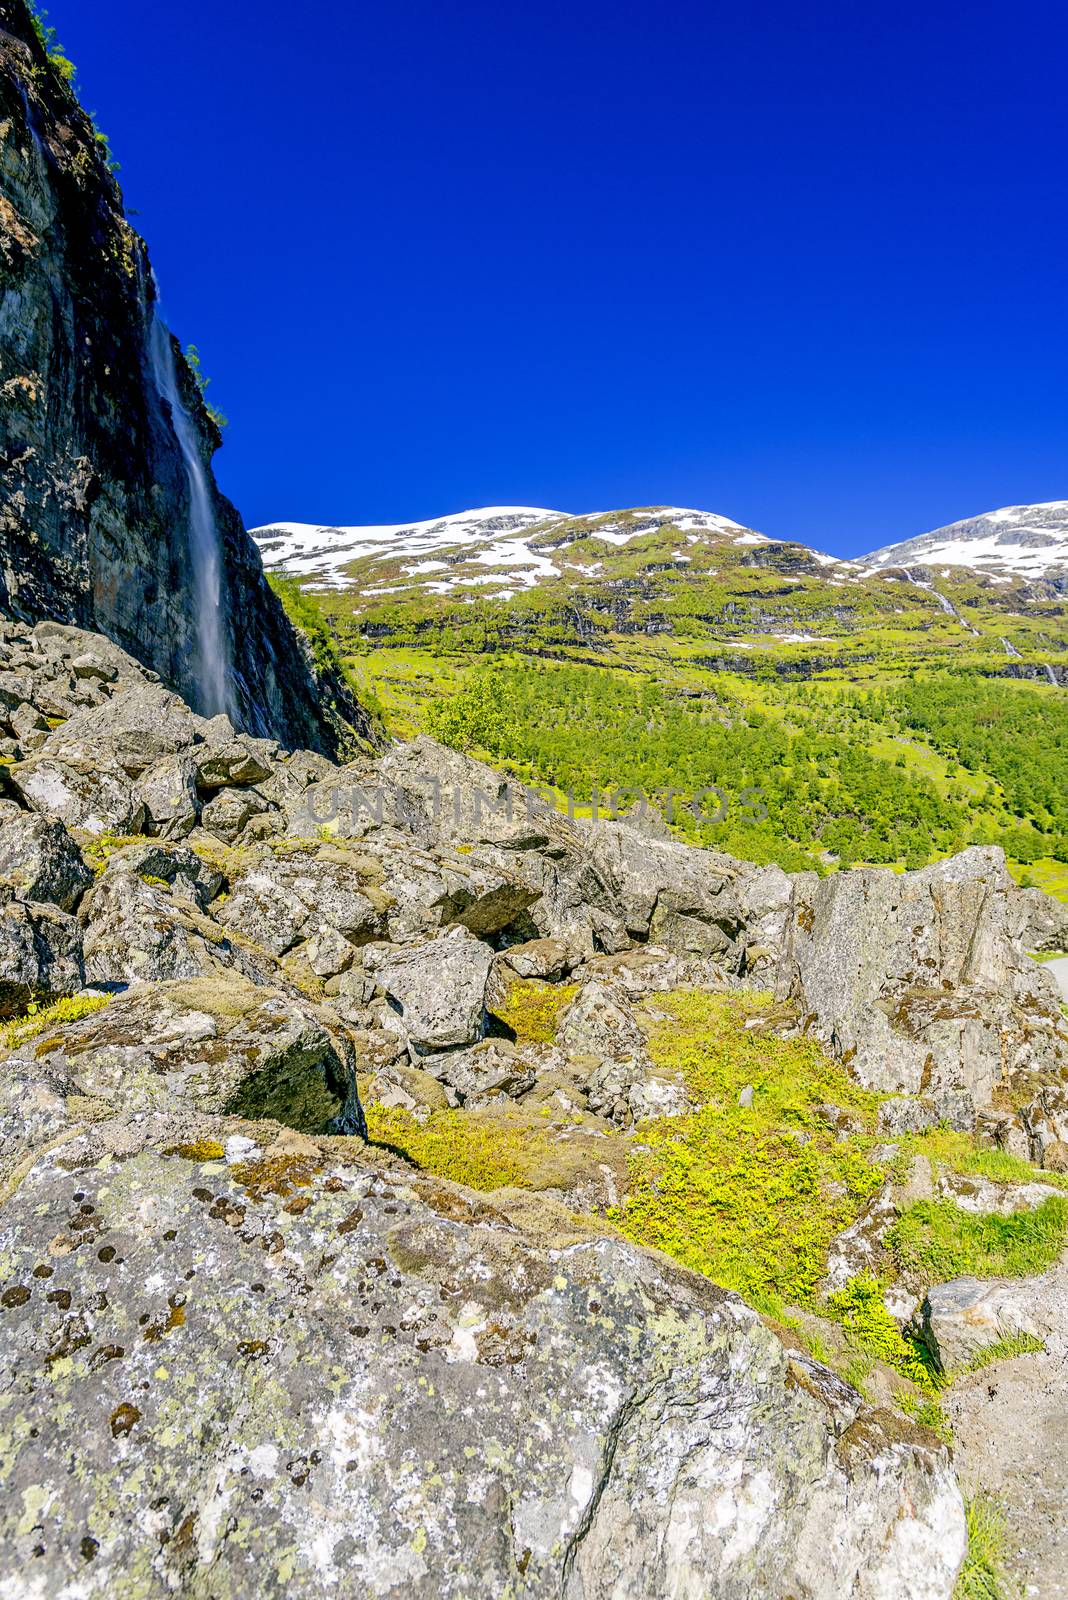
<box><xmin>55</xmin><ymin>0</ymin><xmax>1067</xmax><ymax>555</ymax></box>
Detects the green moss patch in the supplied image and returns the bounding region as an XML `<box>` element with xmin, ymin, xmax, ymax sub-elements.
<box><xmin>889</xmin><ymin>1195</ymin><xmax>1068</xmax><ymax>1281</ymax></box>
<box><xmin>492</xmin><ymin>979</ymin><xmax>579</xmax><ymax>1044</ymax></box>
<box><xmin>0</xmin><ymin>993</ymin><xmax>111</xmax><ymax>1055</ymax></box>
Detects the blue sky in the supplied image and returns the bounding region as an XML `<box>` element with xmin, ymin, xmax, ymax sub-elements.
<box><xmin>55</xmin><ymin>0</ymin><xmax>1068</xmax><ymax>556</ymax></box>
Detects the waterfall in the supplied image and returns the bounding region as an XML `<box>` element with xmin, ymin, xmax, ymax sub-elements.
<box><xmin>902</xmin><ymin>568</ymin><xmax>979</xmax><ymax>634</ymax></box>
<box><xmin>1045</xmin><ymin>663</ymin><xmax>1059</xmax><ymax>687</ymax></box>
<box><xmin>148</xmin><ymin>308</ymin><xmax>234</xmax><ymax>720</ymax></box>
<box><xmin>1001</xmin><ymin>637</ymin><xmax>1021</xmax><ymax>659</ymax></box>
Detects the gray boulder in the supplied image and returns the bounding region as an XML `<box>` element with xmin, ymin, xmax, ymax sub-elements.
<box><xmin>586</xmin><ymin>823</ymin><xmax>746</xmax><ymax>961</ymax></box>
<box><xmin>217</xmin><ymin>846</ymin><xmax>385</xmax><ymax>958</ymax></box>
<box><xmin>200</xmin><ymin>785</ymin><xmax>274</xmax><ymax>844</ymax></box>
<box><xmin>135</xmin><ymin>752</ymin><xmax>200</xmax><ymax>838</ymax></box>
<box><xmin>0</xmin><ymin>894</ymin><xmax>83</xmax><ymax>1013</ymax></box>
<box><xmin>0</xmin><ymin>811</ymin><xmax>91</xmax><ymax>910</ymax></box>
<box><xmin>0</xmin><ymin>1122</ymin><xmax>966</xmax><ymax>1599</ymax></box>
<box><xmin>79</xmin><ymin>867</ymin><xmax>247</xmax><ymax>987</ymax></box>
<box><xmin>1017</xmin><ymin>886</ymin><xmax>1068</xmax><ymax>954</ymax></box>
<box><xmin>37</xmin><ymin>682</ymin><xmax>204</xmax><ymax>775</ymax></box>
<box><xmin>369</xmin><ymin>927</ymin><xmax>494</xmax><ymax>1054</ymax></box>
<box><xmin>921</xmin><ymin>1267</ymin><xmax>1064</xmax><ymax>1371</ymax></box>
<box><xmin>10</xmin><ymin>755</ymin><xmax>146</xmax><ymax>836</ymax></box>
<box><xmin>558</xmin><ymin>979</ymin><xmax>648</xmax><ymax>1062</ymax></box>
<box><xmin>2</xmin><ymin>972</ymin><xmax>364</xmax><ymax>1135</ymax></box>
<box><xmin>774</xmin><ymin>849</ymin><xmax>1068</xmax><ymax>1147</ymax></box>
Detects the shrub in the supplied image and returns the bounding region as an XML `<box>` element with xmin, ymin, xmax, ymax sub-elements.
<box><xmin>826</xmin><ymin>1273</ymin><xmax>937</xmax><ymax>1389</ymax></box>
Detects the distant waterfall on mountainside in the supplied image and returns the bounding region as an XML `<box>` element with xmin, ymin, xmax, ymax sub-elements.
<box><xmin>1045</xmin><ymin>663</ymin><xmax>1059</xmax><ymax>686</ymax></box>
<box><xmin>148</xmin><ymin>308</ymin><xmax>234</xmax><ymax>720</ymax></box>
<box><xmin>902</xmin><ymin>569</ymin><xmax>979</xmax><ymax>634</ymax></box>
<box><xmin>1001</xmin><ymin>637</ymin><xmax>1021</xmax><ymax>658</ymax></box>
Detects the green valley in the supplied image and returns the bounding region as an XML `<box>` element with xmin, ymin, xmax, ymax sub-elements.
<box><xmin>263</xmin><ymin>507</ymin><xmax>1068</xmax><ymax>892</ymax></box>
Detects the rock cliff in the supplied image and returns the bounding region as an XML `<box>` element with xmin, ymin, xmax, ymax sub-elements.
<box><xmin>0</xmin><ymin>0</ymin><xmax>374</xmax><ymax>754</ymax></box>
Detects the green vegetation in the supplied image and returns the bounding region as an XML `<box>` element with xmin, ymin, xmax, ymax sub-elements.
<box><xmin>0</xmin><ymin>993</ymin><xmax>111</xmax><ymax>1054</ymax></box>
<box><xmin>955</xmin><ymin>1495</ymin><xmax>1018</xmax><ymax>1600</ymax></box>
<box><xmin>276</xmin><ymin>504</ymin><xmax>1066</xmax><ymax>887</ymax></box>
<box><xmin>28</xmin><ymin>2</ymin><xmax>76</xmax><ymax>83</ymax></box>
<box><xmin>896</xmin><ymin>1390</ymin><xmax>952</xmax><ymax>1442</ymax></box>
<box><xmin>267</xmin><ymin>576</ymin><xmax>386</xmax><ymax>747</ymax></box>
<box><xmin>959</xmin><ymin>1332</ymin><xmax>1045</xmax><ymax>1374</ymax></box>
<box><xmin>491</xmin><ymin>979</ymin><xmax>579</xmax><ymax>1044</ymax></box>
<box><xmin>184</xmin><ymin>344</ymin><xmax>227</xmax><ymax>431</ymax></box>
<box><xmin>825</xmin><ymin>1273</ymin><xmax>936</xmax><ymax>1388</ymax></box>
<box><xmin>603</xmin><ymin>993</ymin><xmax>884</xmax><ymax>1308</ymax></box>
<box><xmin>889</xmin><ymin>1195</ymin><xmax>1068</xmax><ymax>1281</ymax></box>
<box><xmin>905</xmin><ymin>1128</ymin><xmax>1068</xmax><ymax>1191</ymax></box>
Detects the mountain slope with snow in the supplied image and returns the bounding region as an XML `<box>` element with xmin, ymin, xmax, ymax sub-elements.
<box><xmin>864</xmin><ymin>501</ymin><xmax>1068</xmax><ymax>578</ymax></box>
<box><xmin>251</xmin><ymin>505</ymin><xmax>773</xmax><ymax>596</ymax></box>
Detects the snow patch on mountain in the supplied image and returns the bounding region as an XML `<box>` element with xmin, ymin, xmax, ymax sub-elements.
<box><xmin>864</xmin><ymin>501</ymin><xmax>1068</xmax><ymax>577</ymax></box>
<box><xmin>251</xmin><ymin>505</ymin><xmax>766</xmax><ymax>592</ymax></box>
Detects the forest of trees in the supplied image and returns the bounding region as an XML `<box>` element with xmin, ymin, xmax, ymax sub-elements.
<box><xmin>422</xmin><ymin>659</ymin><xmax>1052</xmax><ymax>871</ymax></box>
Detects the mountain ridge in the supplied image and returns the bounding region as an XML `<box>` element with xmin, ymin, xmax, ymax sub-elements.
<box><xmin>863</xmin><ymin>500</ymin><xmax>1068</xmax><ymax>579</ymax></box>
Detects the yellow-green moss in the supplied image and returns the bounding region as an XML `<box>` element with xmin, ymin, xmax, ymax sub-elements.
<box><xmin>77</xmin><ymin>833</ymin><xmax>145</xmax><ymax>875</ymax></box>
<box><xmin>0</xmin><ymin>993</ymin><xmax>111</xmax><ymax>1054</ymax></box>
<box><xmin>163</xmin><ymin>1139</ymin><xmax>226</xmax><ymax>1162</ymax></box>
<box><xmin>492</xmin><ymin>979</ymin><xmax>578</xmax><ymax>1044</ymax></box>
<box><xmin>366</xmin><ymin>1101</ymin><xmax>622</xmax><ymax>1197</ymax></box>
<box><xmin>639</xmin><ymin>990</ymin><xmax>880</xmax><ymax>1125</ymax></box>
<box><xmin>889</xmin><ymin>1195</ymin><xmax>1068</xmax><ymax>1281</ymax></box>
<box><xmin>904</xmin><ymin>1126</ymin><xmax>1068</xmax><ymax>1190</ymax></box>
<box><xmin>826</xmin><ymin>1273</ymin><xmax>938</xmax><ymax>1390</ymax></box>
<box><xmin>607</xmin><ymin>990</ymin><xmax>885</xmax><ymax>1306</ymax></box>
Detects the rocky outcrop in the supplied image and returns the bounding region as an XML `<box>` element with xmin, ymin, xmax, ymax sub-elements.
<box><xmin>1</xmin><ymin>971</ymin><xmax>365</xmax><ymax>1147</ymax></box>
<box><xmin>0</xmin><ymin>1111</ymin><xmax>965</xmax><ymax>1599</ymax></box>
<box><xmin>7</xmin><ymin>598</ymin><xmax>1068</xmax><ymax>1591</ymax></box>
<box><xmin>774</xmin><ymin>848</ymin><xmax>1068</xmax><ymax>1160</ymax></box>
<box><xmin>0</xmin><ymin>3</ymin><xmax>375</xmax><ymax>754</ymax></box>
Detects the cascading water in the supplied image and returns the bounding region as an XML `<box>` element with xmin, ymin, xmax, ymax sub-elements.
<box><xmin>902</xmin><ymin>568</ymin><xmax>979</xmax><ymax>634</ymax></box>
<box><xmin>148</xmin><ymin>306</ymin><xmax>234</xmax><ymax>720</ymax></box>
<box><xmin>1045</xmin><ymin>663</ymin><xmax>1059</xmax><ymax>687</ymax></box>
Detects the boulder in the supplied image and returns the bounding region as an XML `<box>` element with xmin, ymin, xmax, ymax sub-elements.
<box><xmin>0</xmin><ymin>1124</ymin><xmax>966</xmax><ymax>1599</ymax></box>
<box><xmin>368</xmin><ymin>928</ymin><xmax>494</xmax><ymax>1054</ymax></box>
<box><xmin>1017</xmin><ymin>886</ymin><xmax>1068</xmax><ymax>954</ymax></box>
<box><xmin>774</xmin><ymin>849</ymin><xmax>1068</xmax><ymax>1135</ymax></box>
<box><xmin>195</xmin><ymin>736</ymin><xmax>276</xmax><ymax>789</ymax></box>
<box><xmin>586</xmin><ymin>823</ymin><xmax>746</xmax><ymax>961</ymax></box>
<box><xmin>200</xmin><ymin>786</ymin><xmax>274</xmax><ymax>844</ymax></box>
<box><xmin>10</xmin><ymin>756</ymin><xmax>146</xmax><ymax>836</ymax></box>
<box><xmin>0</xmin><ymin>894</ymin><xmax>83</xmax><ymax>1014</ymax></box>
<box><xmin>217</xmin><ymin>847</ymin><xmax>385</xmax><ymax>958</ymax></box>
<box><xmin>0</xmin><ymin>811</ymin><xmax>91</xmax><ymax>910</ymax></box>
<box><xmin>78</xmin><ymin>867</ymin><xmax>247</xmax><ymax>987</ymax></box>
<box><xmin>2</xmin><ymin>972</ymin><xmax>365</xmax><ymax>1135</ymax></box>
<box><xmin>558</xmin><ymin>979</ymin><xmax>648</xmax><ymax>1062</ymax></box>
<box><xmin>36</xmin><ymin>682</ymin><xmax>204</xmax><ymax>775</ymax></box>
<box><xmin>135</xmin><ymin>752</ymin><xmax>200</xmax><ymax>838</ymax></box>
<box><xmin>921</xmin><ymin>1269</ymin><xmax>1063</xmax><ymax>1371</ymax></box>
<box><xmin>417</xmin><ymin>1036</ymin><xmax>539</xmax><ymax>1104</ymax></box>
<box><xmin>497</xmin><ymin>936</ymin><xmax>577</xmax><ymax>981</ymax></box>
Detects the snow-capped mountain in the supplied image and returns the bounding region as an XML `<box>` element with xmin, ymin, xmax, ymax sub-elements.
<box><xmin>864</xmin><ymin>501</ymin><xmax>1068</xmax><ymax>578</ymax></box>
<box><xmin>251</xmin><ymin>505</ymin><xmax>768</xmax><ymax>594</ymax></box>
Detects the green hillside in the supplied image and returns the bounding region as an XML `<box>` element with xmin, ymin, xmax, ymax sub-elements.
<box><xmin>268</xmin><ymin>509</ymin><xmax>1068</xmax><ymax>895</ymax></box>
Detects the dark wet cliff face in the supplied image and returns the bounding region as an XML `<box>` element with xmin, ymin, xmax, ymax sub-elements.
<box><xmin>0</xmin><ymin>0</ymin><xmax>374</xmax><ymax>754</ymax></box>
